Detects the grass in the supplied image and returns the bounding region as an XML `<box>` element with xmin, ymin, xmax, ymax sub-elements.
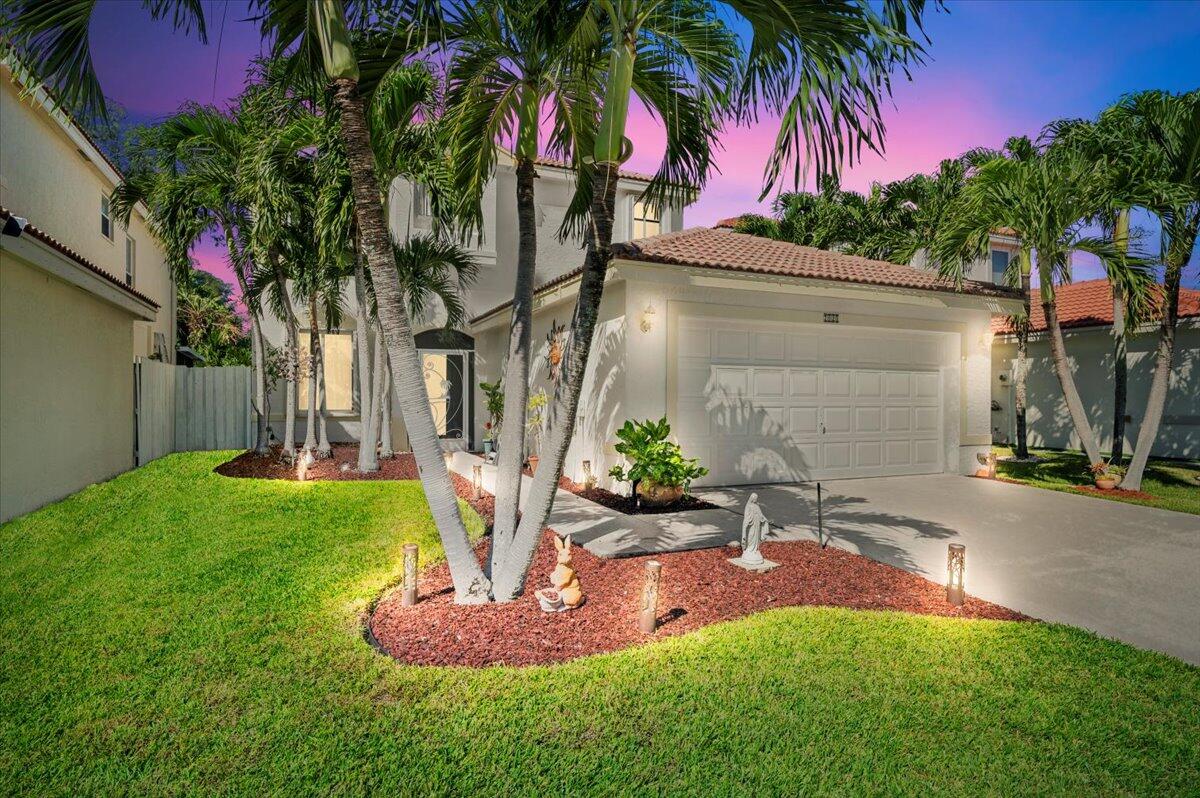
<box><xmin>993</xmin><ymin>446</ymin><xmax>1200</xmax><ymax>515</ymax></box>
<box><xmin>1</xmin><ymin>452</ymin><xmax>1197</xmax><ymax>796</ymax></box>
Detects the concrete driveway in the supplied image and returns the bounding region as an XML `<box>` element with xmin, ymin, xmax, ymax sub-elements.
<box><xmin>696</xmin><ymin>475</ymin><xmax>1200</xmax><ymax>665</ymax></box>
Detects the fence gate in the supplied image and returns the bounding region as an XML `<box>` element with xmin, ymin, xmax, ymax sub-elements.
<box><xmin>135</xmin><ymin>359</ymin><xmax>253</xmax><ymax>465</ymax></box>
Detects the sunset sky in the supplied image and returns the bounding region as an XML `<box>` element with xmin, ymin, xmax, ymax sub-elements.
<box><xmin>85</xmin><ymin>0</ymin><xmax>1200</xmax><ymax>288</ymax></box>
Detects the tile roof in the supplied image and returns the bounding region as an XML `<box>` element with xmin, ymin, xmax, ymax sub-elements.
<box><xmin>532</xmin><ymin>156</ymin><xmax>657</xmax><ymax>184</ymax></box>
<box><xmin>612</xmin><ymin>227</ymin><xmax>1022</xmax><ymax>299</ymax></box>
<box><xmin>0</xmin><ymin>207</ymin><xmax>161</xmax><ymax>309</ymax></box>
<box><xmin>713</xmin><ymin>216</ymin><xmax>742</xmax><ymax>229</ymax></box>
<box><xmin>992</xmin><ymin>279</ymin><xmax>1200</xmax><ymax>334</ymax></box>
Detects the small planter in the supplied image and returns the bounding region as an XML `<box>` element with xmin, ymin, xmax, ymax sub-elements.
<box><xmin>1094</xmin><ymin>475</ymin><xmax>1120</xmax><ymax>491</ymax></box>
<box><xmin>482</xmin><ymin>440</ymin><xmax>494</xmax><ymax>456</ymax></box>
<box><xmin>527</xmin><ymin>455</ymin><xmax>540</xmax><ymax>474</ymax></box>
<box><xmin>636</xmin><ymin>480</ymin><xmax>684</xmax><ymax>507</ymax></box>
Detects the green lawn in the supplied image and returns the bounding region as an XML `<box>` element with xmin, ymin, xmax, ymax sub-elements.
<box><xmin>993</xmin><ymin>446</ymin><xmax>1200</xmax><ymax>515</ymax></box>
<box><xmin>2</xmin><ymin>453</ymin><xmax>1197</xmax><ymax>796</ymax></box>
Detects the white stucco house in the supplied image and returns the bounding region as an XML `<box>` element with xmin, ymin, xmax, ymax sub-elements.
<box><xmin>470</xmin><ymin>227</ymin><xmax>1022</xmax><ymax>490</ymax></box>
<box><xmin>991</xmin><ymin>279</ymin><xmax>1200</xmax><ymax>460</ymax></box>
<box><xmin>0</xmin><ymin>61</ymin><xmax>177</xmax><ymax>521</ymax></box>
<box><xmin>259</xmin><ymin>152</ymin><xmax>682</xmax><ymax>449</ymax></box>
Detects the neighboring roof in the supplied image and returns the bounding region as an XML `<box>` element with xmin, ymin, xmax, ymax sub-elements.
<box><xmin>992</xmin><ymin>279</ymin><xmax>1200</xmax><ymax>334</ymax></box>
<box><xmin>0</xmin><ymin>207</ymin><xmax>161</xmax><ymax>309</ymax></box>
<box><xmin>714</xmin><ymin>216</ymin><xmax>743</xmax><ymax>229</ymax></box>
<box><xmin>613</xmin><ymin>228</ymin><xmax>1022</xmax><ymax>299</ymax></box>
<box><xmin>471</xmin><ymin>227</ymin><xmax>1021</xmax><ymax>324</ymax></box>
<box><xmin>532</xmin><ymin>156</ymin><xmax>658</xmax><ymax>184</ymax></box>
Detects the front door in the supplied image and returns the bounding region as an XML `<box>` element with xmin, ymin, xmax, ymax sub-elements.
<box><xmin>420</xmin><ymin>349</ymin><xmax>472</xmax><ymax>451</ymax></box>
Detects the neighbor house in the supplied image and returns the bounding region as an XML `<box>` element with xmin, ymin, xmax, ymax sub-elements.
<box><xmin>991</xmin><ymin>279</ymin><xmax>1200</xmax><ymax>460</ymax></box>
<box><xmin>258</xmin><ymin>152</ymin><xmax>683</xmax><ymax>451</ymax></box>
<box><xmin>471</xmin><ymin>227</ymin><xmax>1023</xmax><ymax>489</ymax></box>
<box><xmin>0</xmin><ymin>61</ymin><xmax>176</xmax><ymax>521</ymax></box>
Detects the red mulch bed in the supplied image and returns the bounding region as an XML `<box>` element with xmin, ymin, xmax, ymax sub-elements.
<box><xmin>555</xmin><ymin>475</ymin><xmax>722</xmax><ymax>515</ymax></box>
<box><xmin>369</xmin><ymin>534</ymin><xmax>1027</xmax><ymax>668</ymax></box>
<box><xmin>1072</xmin><ymin>485</ymin><xmax>1157</xmax><ymax>501</ymax></box>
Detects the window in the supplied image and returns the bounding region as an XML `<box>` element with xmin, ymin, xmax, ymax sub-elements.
<box><xmin>100</xmin><ymin>194</ymin><xmax>113</xmax><ymax>240</ymax></box>
<box><xmin>412</xmin><ymin>183</ymin><xmax>431</xmax><ymax>218</ymax></box>
<box><xmin>990</xmin><ymin>249</ymin><xmax>1010</xmax><ymax>284</ymax></box>
<box><xmin>633</xmin><ymin>200</ymin><xmax>661</xmax><ymax>239</ymax></box>
<box><xmin>125</xmin><ymin>235</ymin><xmax>136</xmax><ymax>286</ymax></box>
<box><xmin>297</xmin><ymin>333</ymin><xmax>354</xmax><ymax>412</ymax></box>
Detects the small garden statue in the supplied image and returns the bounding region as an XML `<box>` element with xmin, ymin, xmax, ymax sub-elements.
<box><xmin>729</xmin><ymin>493</ymin><xmax>779</xmax><ymax>572</ymax></box>
<box><xmin>536</xmin><ymin>534</ymin><xmax>584</xmax><ymax>612</ymax></box>
<box><xmin>975</xmin><ymin>451</ymin><xmax>997</xmax><ymax>479</ymax></box>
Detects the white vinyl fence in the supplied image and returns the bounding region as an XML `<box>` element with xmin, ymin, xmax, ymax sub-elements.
<box><xmin>135</xmin><ymin>358</ymin><xmax>253</xmax><ymax>465</ymax></box>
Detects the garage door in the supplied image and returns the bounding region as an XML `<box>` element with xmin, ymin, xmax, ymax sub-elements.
<box><xmin>675</xmin><ymin>316</ymin><xmax>947</xmax><ymax>486</ymax></box>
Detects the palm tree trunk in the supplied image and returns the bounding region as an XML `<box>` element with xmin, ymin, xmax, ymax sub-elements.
<box><xmin>1123</xmin><ymin>254</ymin><xmax>1186</xmax><ymax>490</ymax></box>
<box><xmin>317</xmin><ymin>333</ymin><xmax>332</xmax><ymax>459</ymax></box>
<box><xmin>1111</xmin><ymin>284</ymin><xmax>1128</xmax><ymax>461</ymax></box>
<box><xmin>366</xmin><ymin>320</ymin><xmax>387</xmax><ymax>463</ymax></box>
<box><xmin>249</xmin><ymin>317</ymin><xmax>271</xmax><ymax>454</ymax></box>
<box><xmin>273</xmin><ymin>265</ymin><xmax>300</xmax><ymax>461</ymax></box>
<box><xmin>1013</xmin><ymin>265</ymin><xmax>1031</xmax><ymax>459</ymax></box>
<box><xmin>331</xmin><ymin>77</ymin><xmax>490</xmax><ymax>603</ymax></box>
<box><xmin>354</xmin><ymin>258</ymin><xmax>377</xmax><ymax>471</ymax></box>
<box><xmin>490</xmin><ymin>156</ymin><xmax>538</xmax><ymax>573</ymax></box>
<box><xmin>493</xmin><ymin>161</ymin><xmax>621</xmax><ymax>601</ymax></box>
<box><xmin>304</xmin><ymin>296</ymin><xmax>319</xmax><ymax>455</ymax></box>
<box><xmin>379</xmin><ymin>348</ymin><xmax>394</xmax><ymax>459</ymax></box>
<box><xmin>1042</xmin><ymin>286</ymin><xmax>1103</xmax><ymax>465</ymax></box>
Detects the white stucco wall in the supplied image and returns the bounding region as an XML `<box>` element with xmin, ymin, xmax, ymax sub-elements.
<box><xmin>992</xmin><ymin>322</ymin><xmax>1200</xmax><ymax>459</ymax></box>
<box><xmin>1</xmin><ymin>67</ymin><xmax>175</xmax><ymax>362</ymax></box>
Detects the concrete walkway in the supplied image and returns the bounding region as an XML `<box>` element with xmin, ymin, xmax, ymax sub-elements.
<box><xmin>696</xmin><ymin>476</ymin><xmax>1200</xmax><ymax>665</ymax></box>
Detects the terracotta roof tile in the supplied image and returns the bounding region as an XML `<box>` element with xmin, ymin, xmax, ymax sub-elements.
<box><xmin>1</xmin><ymin>207</ymin><xmax>161</xmax><ymax>309</ymax></box>
<box><xmin>992</xmin><ymin>279</ymin><xmax>1200</xmax><ymax>334</ymax></box>
<box><xmin>532</xmin><ymin>156</ymin><xmax>657</xmax><ymax>184</ymax></box>
<box><xmin>613</xmin><ymin>228</ymin><xmax>1021</xmax><ymax>299</ymax></box>
<box><xmin>713</xmin><ymin>216</ymin><xmax>742</xmax><ymax>229</ymax></box>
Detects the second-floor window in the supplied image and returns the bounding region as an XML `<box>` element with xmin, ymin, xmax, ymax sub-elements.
<box><xmin>633</xmin><ymin>200</ymin><xmax>661</xmax><ymax>239</ymax></box>
<box><xmin>100</xmin><ymin>194</ymin><xmax>113</xmax><ymax>240</ymax></box>
<box><xmin>990</xmin><ymin>249</ymin><xmax>1010</xmax><ymax>284</ymax></box>
<box><xmin>125</xmin><ymin>235</ymin><xmax>136</xmax><ymax>286</ymax></box>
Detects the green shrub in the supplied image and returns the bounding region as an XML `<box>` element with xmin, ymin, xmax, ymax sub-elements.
<box><xmin>607</xmin><ymin>417</ymin><xmax>708</xmax><ymax>490</ymax></box>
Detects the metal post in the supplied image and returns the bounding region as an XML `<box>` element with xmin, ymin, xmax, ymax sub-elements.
<box><xmin>638</xmin><ymin>560</ymin><xmax>662</xmax><ymax>634</ymax></box>
<box><xmin>816</xmin><ymin>482</ymin><xmax>825</xmax><ymax>548</ymax></box>
<box><xmin>402</xmin><ymin>543</ymin><xmax>419</xmax><ymax>606</ymax></box>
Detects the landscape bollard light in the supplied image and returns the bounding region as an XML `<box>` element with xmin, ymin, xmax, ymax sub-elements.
<box><xmin>947</xmin><ymin>543</ymin><xmax>966</xmax><ymax>606</ymax></box>
<box><xmin>639</xmin><ymin>560</ymin><xmax>662</xmax><ymax>634</ymax></box>
<box><xmin>472</xmin><ymin>464</ymin><xmax>483</xmax><ymax>500</ymax></box>
<box><xmin>582</xmin><ymin>460</ymin><xmax>595</xmax><ymax>490</ymax></box>
<box><xmin>402</xmin><ymin>543</ymin><xmax>419</xmax><ymax>607</ymax></box>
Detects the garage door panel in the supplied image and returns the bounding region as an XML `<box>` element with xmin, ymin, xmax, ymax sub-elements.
<box><xmin>677</xmin><ymin>316</ymin><xmax>944</xmax><ymax>484</ymax></box>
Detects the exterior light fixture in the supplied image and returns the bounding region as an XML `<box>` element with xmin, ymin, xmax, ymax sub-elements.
<box><xmin>947</xmin><ymin>543</ymin><xmax>965</xmax><ymax>606</ymax></box>
<box><xmin>640</xmin><ymin>302</ymin><xmax>656</xmax><ymax>333</ymax></box>
<box><xmin>402</xmin><ymin>543</ymin><xmax>419</xmax><ymax>606</ymax></box>
<box><xmin>582</xmin><ymin>459</ymin><xmax>596</xmax><ymax>490</ymax></box>
<box><xmin>638</xmin><ymin>560</ymin><xmax>662</xmax><ymax>634</ymax></box>
<box><xmin>471</xmin><ymin>464</ymin><xmax>483</xmax><ymax>500</ymax></box>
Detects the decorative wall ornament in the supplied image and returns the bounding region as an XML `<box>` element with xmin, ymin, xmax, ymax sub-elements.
<box><xmin>545</xmin><ymin>320</ymin><xmax>567</xmax><ymax>384</ymax></box>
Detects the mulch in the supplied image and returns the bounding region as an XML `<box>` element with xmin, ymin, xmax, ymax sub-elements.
<box><xmin>215</xmin><ymin>446</ymin><xmax>1026</xmax><ymax>668</ymax></box>
<box><xmin>556</xmin><ymin>476</ymin><xmax>722</xmax><ymax>515</ymax></box>
<box><xmin>369</xmin><ymin>532</ymin><xmax>1027</xmax><ymax>668</ymax></box>
<box><xmin>1072</xmin><ymin>485</ymin><xmax>1156</xmax><ymax>501</ymax></box>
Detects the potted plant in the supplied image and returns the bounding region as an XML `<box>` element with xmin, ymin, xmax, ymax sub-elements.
<box><xmin>607</xmin><ymin>417</ymin><xmax>708</xmax><ymax>507</ymax></box>
<box><xmin>479</xmin><ymin>380</ymin><xmax>504</xmax><ymax>455</ymax></box>
<box><xmin>525</xmin><ymin>388</ymin><xmax>548</xmax><ymax>473</ymax></box>
<box><xmin>1087</xmin><ymin>460</ymin><xmax>1126</xmax><ymax>490</ymax></box>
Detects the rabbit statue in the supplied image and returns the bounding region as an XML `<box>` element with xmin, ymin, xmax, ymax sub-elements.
<box><xmin>536</xmin><ymin>534</ymin><xmax>584</xmax><ymax>612</ymax></box>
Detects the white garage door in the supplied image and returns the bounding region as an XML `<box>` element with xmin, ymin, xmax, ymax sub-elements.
<box><xmin>675</xmin><ymin>316</ymin><xmax>947</xmax><ymax>486</ymax></box>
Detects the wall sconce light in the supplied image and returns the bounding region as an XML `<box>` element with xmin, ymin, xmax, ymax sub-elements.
<box><xmin>946</xmin><ymin>543</ymin><xmax>965</xmax><ymax>606</ymax></box>
<box><xmin>582</xmin><ymin>460</ymin><xmax>596</xmax><ymax>490</ymax></box>
<box><xmin>402</xmin><ymin>543</ymin><xmax>419</xmax><ymax>606</ymax></box>
<box><xmin>640</xmin><ymin>302</ymin><xmax>656</xmax><ymax>333</ymax></box>
<box><xmin>471</xmin><ymin>464</ymin><xmax>483</xmax><ymax>500</ymax></box>
<box><xmin>979</xmin><ymin>329</ymin><xmax>995</xmax><ymax>350</ymax></box>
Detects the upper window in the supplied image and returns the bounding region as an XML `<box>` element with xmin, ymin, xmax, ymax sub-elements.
<box><xmin>633</xmin><ymin>200</ymin><xmax>661</xmax><ymax>239</ymax></box>
<box><xmin>412</xmin><ymin>184</ymin><xmax>431</xmax><ymax>218</ymax></box>
<box><xmin>990</xmin><ymin>249</ymin><xmax>1010</xmax><ymax>284</ymax></box>
<box><xmin>124</xmin><ymin>235</ymin><xmax>136</xmax><ymax>286</ymax></box>
<box><xmin>100</xmin><ymin>194</ymin><xmax>113</xmax><ymax>240</ymax></box>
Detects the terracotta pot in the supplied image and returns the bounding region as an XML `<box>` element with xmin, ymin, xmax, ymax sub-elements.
<box><xmin>1095</xmin><ymin>476</ymin><xmax>1119</xmax><ymax>490</ymax></box>
<box><xmin>527</xmin><ymin>455</ymin><xmax>539</xmax><ymax>474</ymax></box>
<box><xmin>636</xmin><ymin>480</ymin><xmax>684</xmax><ymax>507</ymax></box>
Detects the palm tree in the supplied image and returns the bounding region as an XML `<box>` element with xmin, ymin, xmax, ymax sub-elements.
<box><xmin>934</xmin><ymin>142</ymin><xmax>1152</xmax><ymax>467</ymax></box>
<box><xmin>443</xmin><ymin>0</ymin><xmax>598</xmax><ymax>571</ymax></box>
<box><xmin>490</xmin><ymin>0</ymin><xmax>935</xmax><ymax>601</ymax></box>
<box><xmin>1093</xmin><ymin>90</ymin><xmax>1200</xmax><ymax>490</ymax></box>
